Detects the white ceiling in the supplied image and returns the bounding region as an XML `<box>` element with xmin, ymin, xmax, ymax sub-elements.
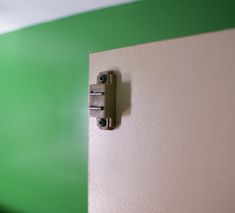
<box><xmin>0</xmin><ymin>0</ymin><xmax>133</xmax><ymax>35</ymax></box>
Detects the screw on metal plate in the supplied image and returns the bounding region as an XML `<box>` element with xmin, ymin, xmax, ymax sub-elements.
<box><xmin>89</xmin><ymin>71</ymin><xmax>116</xmax><ymax>130</ymax></box>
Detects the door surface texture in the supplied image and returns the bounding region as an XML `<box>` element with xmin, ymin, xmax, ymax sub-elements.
<box><xmin>89</xmin><ymin>29</ymin><xmax>235</xmax><ymax>213</ymax></box>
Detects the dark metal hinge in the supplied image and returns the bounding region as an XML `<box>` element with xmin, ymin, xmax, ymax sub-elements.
<box><xmin>89</xmin><ymin>71</ymin><xmax>116</xmax><ymax>130</ymax></box>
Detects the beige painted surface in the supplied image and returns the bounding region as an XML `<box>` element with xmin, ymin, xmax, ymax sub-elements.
<box><xmin>89</xmin><ymin>29</ymin><xmax>235</xmax><ymax>213</ymax></box>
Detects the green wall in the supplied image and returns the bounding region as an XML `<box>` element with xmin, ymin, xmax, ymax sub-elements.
<box><xmin>0</xmin><ymin>0</ymin><xmax>234</xmax><ymax>212</ymax></box>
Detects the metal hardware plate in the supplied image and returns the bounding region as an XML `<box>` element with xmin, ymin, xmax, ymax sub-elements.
<box><xmin>89</xmin><ymin>71</ymin><xmax>116</xmax><ymax>130</ymax></box>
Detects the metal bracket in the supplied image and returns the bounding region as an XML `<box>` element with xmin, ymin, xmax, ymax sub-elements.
<box><xmin>89</xmin><ymin>71</ymin><xmax>116</xmax><ymax>130</ymax></box>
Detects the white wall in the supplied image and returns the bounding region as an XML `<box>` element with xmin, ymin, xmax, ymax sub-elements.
<box><xmin>0</xmin><ymin>0</ymin><xmax>134</xmax><ymax>34</ymax></box>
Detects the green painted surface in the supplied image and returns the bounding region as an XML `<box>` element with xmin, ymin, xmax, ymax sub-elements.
<box><xmin>0</xmin><ymin>0</ymin><xmax>234</xmax><ymax>212</ymax></box>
